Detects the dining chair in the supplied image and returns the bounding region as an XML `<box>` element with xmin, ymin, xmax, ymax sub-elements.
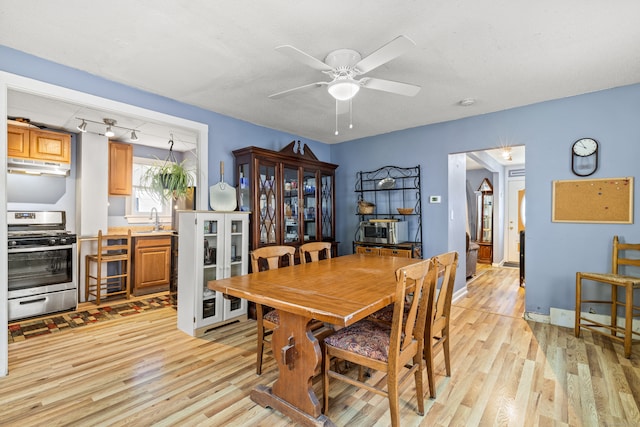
<box><xmin>299</xmin><ymin>241</ymin><xmax>332</xmax><ymax>264</ymax></box>
<box><xmin>322</xmin><ymin>258</ymin><xmax>436</xmax><ymax>427</ymax></box>
<box><xmin>85</xmin><ymin>230</ymin><xmax>132</xmax><ymax>305</ymax></box>
<box><xmin>250</xmin><ymin>245</ymin><xmax>326</xmax><ymax>375</ymax></box>
<box><xmin>575</xmin><ymin>235</ymin><xmax>640</xmax><ymax>358</ymax></box>
<box><xmin>367</xmin><ymin>251</ymin><xmax>459</xmax><ymax>398</ymax></box>
<box><xmin>424</xmin><ymin>251</ymin><xmax>458</xmax><ymax>398</ymax></box>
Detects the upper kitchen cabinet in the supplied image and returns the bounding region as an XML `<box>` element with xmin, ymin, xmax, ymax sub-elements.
<box><xmin>232</xmin><ymin>141</ymin><xmax>338</xmax><ymax>253</ymax></box>
<box><xmin>108</xmin><ymin>141</ymin><xmax>132</xmax><ymax>195</ymax></box>
<box><xmin>7</xmin><ymin>124</ymin><xmax>70</xmax><ymax>163</ymax></box>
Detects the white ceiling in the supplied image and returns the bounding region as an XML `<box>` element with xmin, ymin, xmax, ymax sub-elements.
<box><xmin>2</xmin><ymin>1</ymin><xmax>640</xmax><ymax>147</ymax></box>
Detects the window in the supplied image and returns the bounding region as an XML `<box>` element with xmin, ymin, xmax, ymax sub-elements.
<box><xmin>125</xmin><ymin>157</ymin><xmax>172</xmax><ymax>223</ymax></box>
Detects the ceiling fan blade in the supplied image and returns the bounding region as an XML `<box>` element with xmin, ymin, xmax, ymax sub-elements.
<box><xmin>275</xmin><ymin>45</ymin><xmax>333</xmax><ymax>72</ymax></box>
<box><xmin>360</xmin><ymin>77</ymin><xmax>421</xmax><ymax>97</ymax></box>
<box><xmin>355</xmin><ymin>35</ymin><xmax>416</xmax><ymax>74</ymax></box>
<box><xmin>268</xmin><ymin>82</ymin><xmax>328</xmax><ymax>99</ymax></box>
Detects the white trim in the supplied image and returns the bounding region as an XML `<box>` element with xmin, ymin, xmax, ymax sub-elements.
<box><xmin>0</xmin><ymin>71</ymin><xmax>210</xmax><ymax>377</ymax></box>
<box><xmin>452</xmin><ymin>285</ymin><xmax>468</xmax><ymax>304</ymax></box>
<box><xmin>550</xmin><ymin>307</ymin><xmax>640</xmax><ymax>334</ymax></box>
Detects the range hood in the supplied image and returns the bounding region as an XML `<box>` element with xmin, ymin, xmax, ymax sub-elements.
<box><xmin>7</xmin><ymin>157</ymin><xmax>71</xmax><ymax>177</ymax></box>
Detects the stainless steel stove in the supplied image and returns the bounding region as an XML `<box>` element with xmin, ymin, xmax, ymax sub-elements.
<box><xmin>7</xmin><ymin>211</ymin><xmax>77</xmax><ymax>321</ymax></box>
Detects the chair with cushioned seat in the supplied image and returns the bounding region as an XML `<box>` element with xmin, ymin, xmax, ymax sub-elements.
<box><xmin>250</xmin><ymin>245</ymin><xmax>326</xmax><ymax>375</ymax></box>
<box><xmin>322</xmin><ymin>258</ymin><xmax>437</xmax><ymax>427</ymax></box>
<box><xmin>367</xmin><ymin>250</ymin><xmax>459</xmax><ymax>398</ymax></box>
<box><xmin>575</xmin><ymin>235</ymin><xmax>640</xmax><ymax>358</ymax></box>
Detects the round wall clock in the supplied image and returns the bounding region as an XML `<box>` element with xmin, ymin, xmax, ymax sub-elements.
<box><xmin>571</xmin><ymin>137</ymin><xmax>598</xmax><ymax>176</ymax></box>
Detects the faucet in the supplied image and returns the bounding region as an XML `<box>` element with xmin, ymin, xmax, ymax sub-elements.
<box><xmin>149</xmin><ymin>207</ymin><xmax>160</xmax><ymax>231</ymax></box>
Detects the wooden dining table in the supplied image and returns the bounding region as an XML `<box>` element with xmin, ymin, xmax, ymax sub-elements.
<box><xmin>208</xmin><ymin>253</ymin><xmax>422</xmax><ymax>427</ymax></box>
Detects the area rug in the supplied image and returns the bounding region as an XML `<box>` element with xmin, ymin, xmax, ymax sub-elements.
<box><xmin>8</xmin><ymin>295</ymin><xmax>172</xmax><ymax>344</ymax></box>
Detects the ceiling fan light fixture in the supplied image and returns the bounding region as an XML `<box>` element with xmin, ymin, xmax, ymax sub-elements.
<box><xmin>328</xmin><ymin>80</ymin><xmax>360</xmax><ymax>101</ymax></box>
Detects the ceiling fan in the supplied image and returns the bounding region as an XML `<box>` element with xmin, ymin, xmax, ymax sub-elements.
<box><xmin>268</xmin><ymin>35</ymin><xmax>421</xmax><ymax>134</ymax></box>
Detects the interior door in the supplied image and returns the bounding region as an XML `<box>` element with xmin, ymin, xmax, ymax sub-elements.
<box><xmin>507</xmin><ymin>179</ymin><xmax>525</xmax><ymax>263</ymax></box>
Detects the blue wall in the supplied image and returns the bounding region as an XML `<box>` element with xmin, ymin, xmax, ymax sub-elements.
<box><xmin>332</xmin><ymin>85</ymin><xmax>640</xmax><ymax>316</ymax></box>
<box><xmin>4</xmin><ymin>45</ymin><xmax>640</xmax><ymax>317</ymax></box>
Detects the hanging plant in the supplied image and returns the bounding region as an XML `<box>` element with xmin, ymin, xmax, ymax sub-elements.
<box><xmin>141</xmin><ymin>135</ymin><xmax>195</xmax><ymax>201</ymax></box>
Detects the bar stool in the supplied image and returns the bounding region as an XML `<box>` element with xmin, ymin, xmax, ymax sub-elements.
<box><xmin>85</xmin><ymin>230</ymin><xmax>132</xmax><ymax>305</ymax></box>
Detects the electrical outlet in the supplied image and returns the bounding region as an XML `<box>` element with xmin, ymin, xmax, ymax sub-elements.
<box><xmin>589</xmin><ymin>307</ymin><xmax>596</xmax><ymax>314</ymax></box>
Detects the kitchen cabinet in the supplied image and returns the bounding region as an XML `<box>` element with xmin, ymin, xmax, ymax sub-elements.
<box><xmin>7</xmin><ymin>124</ymin><xmax>71</xmax><ymax>163</ymax></box>
<box><xmin>132</xmin><ymin>235</ymin><xmax>172</xmax><ymax>295</ymax></box>
<box><xmin>177</xmin><ymin>211</ymin><xmax>249</xmax><ymax>337</ymax></box>
<box><xmin>477</xmin><ymin>178</ymin><xmax>493</xmax><ymax>264</ymax></box>
<box><xmin>353</xmin><ymin>165</ymin><xmax>423</xmax><ymax>258</ymax></box>
<box><xmin>232</xmin><ymin>141</ymin><xmax>338</xmax><ymax>254</ymax></box>
<box><xmin>108</xmin><ymin>141</ymin><xmax>132</xmax><ymax>195</ymax></box>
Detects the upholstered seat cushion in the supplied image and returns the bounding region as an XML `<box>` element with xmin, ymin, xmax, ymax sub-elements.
<box><xmin>368</xmin><ymin>304</ymin><xmax>395</xmax><ymax>323</ymax></box>
<box><xmin>324</xmin><ymin>319</ymin><xmax>392</xmax><ymax>362</ymax></box>
<box><xmin>264</xmin><ymin>309</ymin><xmax>280</xmax><ymax>324</ymax></box>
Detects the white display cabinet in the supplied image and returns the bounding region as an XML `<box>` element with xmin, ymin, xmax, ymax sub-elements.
<box><xmin>177</xmin><ymin>211</ymin><xmax>249</xmax><ymax>336</ymax></box>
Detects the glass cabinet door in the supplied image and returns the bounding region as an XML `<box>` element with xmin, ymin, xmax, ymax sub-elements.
<box><xmin>282</xmin><ymin>165</ymin><xmax>300</xmax><ymax>244</ymax></box>
<box><xmin>320</xmin><ymin>172</ymin><xmax>334</xmax><ymax>240</ymax></box>
<box><xmin>201</xmin><ymin>218</ymin><xmax>222</xmax><ymax>322</ymax></box>
<box><xmin>237</xmin><ymin>163</ymin><xmax>251</xmax><ymax>212</ymax></box>
<box><xmin>302</xmin><ymin>169</ymin><xmax>317</xmax><ymax>242</ymax></box>
<box><xmin>258</xmin><ymin>162</ymin><xmax>278</xmax><ymax>245</ymax></box>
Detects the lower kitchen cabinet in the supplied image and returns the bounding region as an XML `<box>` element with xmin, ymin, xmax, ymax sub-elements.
<box><xmin>132</xmin><ymin>235</ymin><xmax>172</xmax><ymax>295</ymax></box>
<box><xmin>177</xmin><ymin>211</ymin><xmax>249</xmax><ymax>337</ymax></box>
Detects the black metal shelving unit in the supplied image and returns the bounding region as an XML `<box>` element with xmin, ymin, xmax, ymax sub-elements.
<box><xmin>354</xmin><ymin>165</ymin><xmax>423</xmax><ymax>258</ymax></box>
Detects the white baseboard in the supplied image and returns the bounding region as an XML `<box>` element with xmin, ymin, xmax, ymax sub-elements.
<box><xmin>527</xmin><ymin>308</ymin><xmax>640</xmax><ymax>334</ymax></box>
<box><xmin>452</xmin><ymin>286</ymin><xmax>467</xmax><ymax>304</ymax></box>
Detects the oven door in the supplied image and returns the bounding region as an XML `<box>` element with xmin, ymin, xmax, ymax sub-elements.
<box><xmin>7</xmin><ymin>244</ymin><xmax>77</xmax><ymax>298</ymax></box>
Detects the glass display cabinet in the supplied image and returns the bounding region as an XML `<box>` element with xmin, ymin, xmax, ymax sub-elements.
<box><xmin>177</xmin><ymin>211</ymin><xmax>249</xmax><ymax>336</ymax></box>
<box><xmin>233</xmin><ymin>141</ymin><xmax>338</xmax><ymax>257</ymax></box>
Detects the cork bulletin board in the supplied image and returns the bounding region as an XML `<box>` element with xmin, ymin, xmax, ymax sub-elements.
<box><xmin>552</xmin><ymin>177</ymin><xmax>634</xmax><ymax>223</ymax></box>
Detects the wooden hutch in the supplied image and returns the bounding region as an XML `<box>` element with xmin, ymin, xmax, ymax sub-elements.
<box><xmin>232</xmin><ymin>141</ymin><xmax>338</xmax><ymax>257</ymax></box>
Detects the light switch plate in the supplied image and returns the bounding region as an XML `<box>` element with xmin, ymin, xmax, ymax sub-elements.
<box><xmin>429</xmin><ymin>195</ymin><xmax>441</xmax><ymax>203</ymax></box>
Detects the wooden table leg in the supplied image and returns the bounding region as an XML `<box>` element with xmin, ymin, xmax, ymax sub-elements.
<box><xmin>250</xmin><ymin>310</ymin><xmax>336</xmax><ymax>427</ymax></box>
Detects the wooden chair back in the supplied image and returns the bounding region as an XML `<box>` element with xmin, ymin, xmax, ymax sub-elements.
<box><xmin>250</xmin><ymin>246</ymin><xmax>295</xmax><ymax>272</ymax></box>
<box><xmin>392</xmin><ymin>259</ymin><xmax>437</xmax><ymax>358</ymax></box>
<box><xmin>299</xmin><ymin>242</ymin><xmax>332</xmax><ymax>264</ymax></box>
<box><xmin>424</xmin><ymin>250</ymin><xmax>458</xmax><ymax>397</ymax></box>
<box><xmin>85</xmin><ymin>230</ymin><xmax>132</xmax><ymax>305</ymax></box>
<box><xmin>612</xmin><ymin>235</ymin><xmax>640</xmax><ymax>274</ymax></box>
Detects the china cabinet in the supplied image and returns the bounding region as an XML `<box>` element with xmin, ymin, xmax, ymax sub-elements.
<box><xmin>477</xmin><ymin>178</ymin><xmax>493</xmax><ymax>264</ymax></box>
<box><xmin>177</xmin><ymin>211</ymin><xmax>249</xmax><ymax>337</ymax></box>
<box><xmin>232</xmin><ymin>141</ymin><xmax>338</xmax><ymax>255</ymax></box>
<box><xmin>353</xmin><ymin>165</ymin><xmax>423</xmax><ymax>258</ymax></box>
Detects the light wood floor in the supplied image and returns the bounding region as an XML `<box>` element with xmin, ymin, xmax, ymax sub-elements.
<box><xmin>2</xmin><ymin>266</ymin><xmax>639</xmax><ymax>426</ymax></box>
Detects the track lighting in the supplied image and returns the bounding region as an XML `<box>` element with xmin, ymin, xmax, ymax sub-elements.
<box><xmin>104</xmin><ymin>119</ymin><xmax>116</xmax><ymax>137</ymax></box>
<box><xmin>75</xmin><ymin>117</ymin><xmax>141</xmax><ymax>141</ymax></box>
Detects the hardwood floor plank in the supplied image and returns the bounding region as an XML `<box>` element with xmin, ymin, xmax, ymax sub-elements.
<box><xmin>2</xmin><ymin>267</ymin><xmax>639</xmax><ymax>426</ymax></box>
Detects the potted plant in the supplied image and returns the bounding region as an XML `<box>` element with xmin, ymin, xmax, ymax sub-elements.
<box><xmin>141</xmin><ymin>158</ymin><xmax>195</xmax><ymax>201</ymax></box>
